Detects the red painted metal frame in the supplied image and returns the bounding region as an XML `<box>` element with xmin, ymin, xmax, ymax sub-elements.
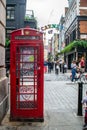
<box><xmin>10</xmin><ymin>28</ymin><xmax>44</xmax><ymax>121</ymax></box>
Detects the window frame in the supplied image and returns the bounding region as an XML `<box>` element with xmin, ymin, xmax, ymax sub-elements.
<box><xmin>6</xmin><ymin>6</ymin><xmax>15</xmax><ymax>20</ymax></box>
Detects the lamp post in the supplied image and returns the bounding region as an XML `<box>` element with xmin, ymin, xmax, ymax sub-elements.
<box><xmin>77</xmin><ymin>82</ymin><xmax>83</xmax><ymax>116</ymax></box>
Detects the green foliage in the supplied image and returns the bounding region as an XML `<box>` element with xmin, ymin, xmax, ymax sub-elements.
<box><xmin>48</xmin><ymin>54</ymin><xmax>53</xmax><ymax>61</ymax></box>
<box><xmin>25</xmin><ymin>16</ymin><xmax>29</xmax><ymax>20</ymax></box>
<box><xmin>74</xmin><ymin>40</ymin><xmax>87</xmax><ymax>48</ymax></box>
<box><xmin>25</xmin><ymin>16</ymin><xmax>36</xmax><ymax>21</ymax></box>
<box><xmin>5</xmin><ymin>38</ymin><xmax>10</xmax><ymax>47</ymax></box>
<box><xmin>61</xmin><ymin>40</ymin><xmax>87</xmax><ymax>53</ymax></box>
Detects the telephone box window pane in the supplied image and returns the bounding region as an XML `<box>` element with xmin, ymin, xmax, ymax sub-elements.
<box><xmin>20</xmin><ymin>47</ymin><xmax>34</xmax><ymax>54</ymax></box>
<box><xmin>16</xmin><ymin>46</ymin><xmax>38</xmax><ymax>109</ymax></box>
<box><xmin>20</xmin><ymin>55</ymin><xmax>34</xmax><ymax>62</ymax></box>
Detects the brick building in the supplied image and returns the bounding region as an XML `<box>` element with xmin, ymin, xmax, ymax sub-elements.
<box><xmin>0</xmin><ymin>0</ymin><xmax>8</xmax><ymax>123</ymax></box>
<box><xmin>60</xmin><ymin>0</ymin><xmax>87</xmax><ymax>70</ymax></box>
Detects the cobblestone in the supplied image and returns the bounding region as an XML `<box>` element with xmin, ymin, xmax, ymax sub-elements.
<box><xmin>45</xmin><ymin>73</ymin><xmax>70</xmax><ymax>81</ymax></box>
<box><xmin>1</xmin><ymin>72</ymin><xmax>87</xmax><ymax>130</ymax></box>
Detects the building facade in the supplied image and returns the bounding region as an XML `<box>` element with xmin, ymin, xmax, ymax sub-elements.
<box><xmin>6</xmin><ymin>0</ymin><xmax>27</xmax><ymax>38</ymax></box>
<box><xmin>6</xmin><ymin>0</ymin><xmax>37</xmax><ymax>72</ymax></box>
<box><xmin>0</xmin><ymin>0</ymin><xmax>8</xmax><ymax>123</ymax></box>
<box><xmin>6</xmin><ymin>0</ymin><xmax>37</xmax><ymax>38</ymax></box>
<box><xmin>52</xmin><ymin>33</ymin><xmax>59</xmax><ymax>60</ymax></box>
<box><xmin>62</xmin><ymin>0</ymin><xmax>87</xmax><ymax>69</ymax></box>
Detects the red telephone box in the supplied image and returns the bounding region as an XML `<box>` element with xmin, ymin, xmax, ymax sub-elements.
<box><xmin>10</xmin><ymin>28</ymin><xmax>44</xmax><ymax>121</ymax></box>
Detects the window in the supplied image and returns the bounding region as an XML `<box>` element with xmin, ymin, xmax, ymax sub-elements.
<box><xmin>7</xmin><ymin>6</ymin><xmax>15</xmax><ymax>19</ymax></box>
<box><xmin>6</xmin><ymin>29</ymin><xmax>14</xmax><ymax>39</ymax></box>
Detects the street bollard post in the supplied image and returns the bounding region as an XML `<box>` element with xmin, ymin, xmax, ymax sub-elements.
<box><xmin>77</xmin><ymin>82</ymin><xmax>83</xmax><ymax>116</ymax></box>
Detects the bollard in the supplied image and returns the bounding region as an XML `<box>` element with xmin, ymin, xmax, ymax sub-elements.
<box><xmin>77</xmin><ymin>82</ymin><xmax>83</xmax><ymax>116</ymax></box>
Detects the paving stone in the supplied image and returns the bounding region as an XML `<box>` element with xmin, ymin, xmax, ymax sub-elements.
<box><xmin>1</xmin><ymin>72</ymin><xmax>87</xmax><ymax>130</ymax></box>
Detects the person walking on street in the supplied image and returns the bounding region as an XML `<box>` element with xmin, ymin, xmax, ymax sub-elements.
<box><xmin>48</xmin><ymin>61</ymin><xmax>52</xmax><ymax>73</ymax></box>
<box><xmin>59</xmin><ymin>60</ymin><xmax>62</xmax><ymax>72</ymax></box>
<box><xmin>55</xmin><ymin>62</ymin><xmax>59</xmax><ymax>75</ymax></box>
<box><xmin>80</xmin><ymin>57</ymin><xmax>85</xmax><ymax>73</ymax></box>
<box><xmin>71</xmin><ymin>60</ymin><xmax>77</xmax><ymax>82</ymax></box>
<box><xmin>64</xmin><ymin>62</ymin><xmax>68</xmax><ymax>73</ymax></box>
<box><xmin>82</xmin><ymin>91</ymin><xmax>87</xmax><ymax>128</ymax></box>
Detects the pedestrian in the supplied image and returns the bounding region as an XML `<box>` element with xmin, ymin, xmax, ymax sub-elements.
<box><xmin>44</xmin><ymin>60</ymin><xmax>48</xmax><ymax>73</ymax></box>
<box><xmin>71</xmin><ymin>60</ymin><xmax>77</xmax><ymax>82</ymax></box>
<box><xmin>82</xmin><ymin>91</ymin><xmax>87</xmax><ymax>128</ymax></box>
<box><xmin>64</xmin><ymin>62</ymin><xmax>68</xmax><ymax>73</ymax></box>
<box><xmin>48</xmin><ymin>61</ymin><xmax>52</xmax><ymax>73</ymax></box>
<box><xmin>59</xmin><ymin>60</ymin><xmax>62</xmax><ymax>72</ymax></box>
<box><xmin>55</xmin><ymin>62</ymin><xmax>59</xmax><ymax>75</ymax></box>
<box><xmin>51</xmin><ymin>61</ymin><xmax>54</xmax><ymax>71</ymax></box>
<box><xmin>80</xmin><ymin>57</ymin><xmax>85</xmax><ymax>73</ymax></box>
<box><xmin>62</xmin><ymin>62</ymin><xmax>65</xmax><ymax>73</ymax></box>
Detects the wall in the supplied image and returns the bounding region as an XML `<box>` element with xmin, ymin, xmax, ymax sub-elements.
<box><xmin>0</xmin><ymin>0</ymin><xmax>8</xmax><ymax>123</ymax></box>
<box><xmin>79</xmin><ymin>21</ymin><xmax>87</xmax><ymax>33</ymax></box>
<box><xmin>79</xmin><ymin>0</ymin><xmax>87</xmax><ymax>39</ymax></box>
<box><xmin>79</xmin><ymin>0</ymin><xmax>87</xmax><ymax>15</ymax></box>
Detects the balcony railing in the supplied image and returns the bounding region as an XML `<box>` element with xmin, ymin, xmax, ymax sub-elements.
<box><xmin>25</xmin><ymin>10</ymin><xmax>36</xmax><ymax>20</ymax></box>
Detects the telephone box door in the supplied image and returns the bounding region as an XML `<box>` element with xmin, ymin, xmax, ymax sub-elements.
<box><xmin>10</xmin><ymin>44</ymin><xmax>44</xmax><ymax>121</ymax></box>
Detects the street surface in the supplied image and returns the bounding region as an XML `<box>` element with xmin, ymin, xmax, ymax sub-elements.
<box><xmin>1</xmin><ymin>71</ymin><xmax>87</xmax><ymax>130</ymax></box>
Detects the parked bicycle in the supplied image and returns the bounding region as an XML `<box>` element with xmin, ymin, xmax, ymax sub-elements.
<box><xmin>70</xmin><ymin>71</ymin><xmax>87</xmax><ymax>82</ymax></box>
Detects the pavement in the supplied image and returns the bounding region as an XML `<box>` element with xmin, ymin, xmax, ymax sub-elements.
<box><xmin>0</xmin><ymin>70</ymin><xmax>87</xmax><ymax>130</ymax></box>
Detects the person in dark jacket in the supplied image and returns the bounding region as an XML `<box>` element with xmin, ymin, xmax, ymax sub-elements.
<box><xmin>48</xmin><ymin>61</ymin><xmax>52</xmax><ymax>73</ymax></box>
